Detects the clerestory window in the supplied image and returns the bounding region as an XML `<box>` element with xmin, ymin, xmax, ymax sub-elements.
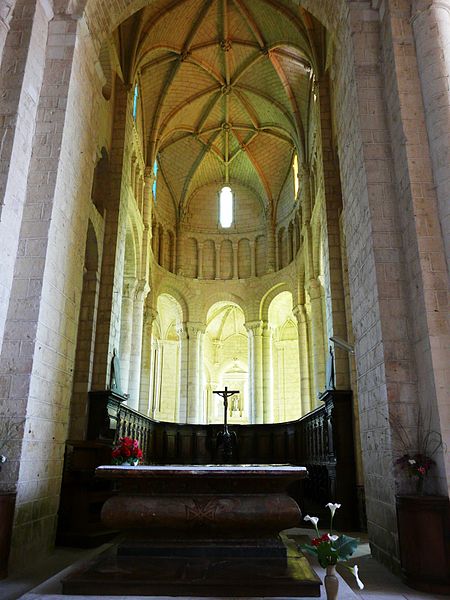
<box><xmin>152</xmin><ymin>160</ymin><xmax>158</xmax><ymax>201</ymax></box>
<box><xmin>219</xmin><ymin>186</ymin><xmax>233</xmax><ymax>228</ymax></box>
<box><xmin>132</xmin><ymin>84</ymin><xmax>139</xmax><ymax>120</ymax></box>
<box><xmin>293</xmin><ymin>153</ymin><xmax>299</xmax><ymax>198</ymax></box>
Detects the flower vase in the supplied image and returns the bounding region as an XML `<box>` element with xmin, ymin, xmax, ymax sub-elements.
<box><xmin>324</xmin><ymin>565</ymin><xmax>339</xmax><ymax>600</ymax></box>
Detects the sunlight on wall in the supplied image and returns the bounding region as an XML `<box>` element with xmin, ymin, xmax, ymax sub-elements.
<box><xmin>203</xmin><ymin>302</ymin><xmax>249</xmax><ymax>424</ymax></box>
<box><xmin>268</xmin><ymin>292</ymin><xmax>301</xmax><ymax>421</ymax></box>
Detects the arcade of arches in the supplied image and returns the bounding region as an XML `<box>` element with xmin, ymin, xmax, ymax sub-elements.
<box><xmin>0</xmin><ymin>0</ymin><xmax>449</xmax><ymax>582</ymax></box>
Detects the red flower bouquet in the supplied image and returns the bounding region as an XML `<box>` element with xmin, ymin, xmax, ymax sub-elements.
<box><xmin>111</xmin><ymin>437</ymin><xmax>143</xmax><ymax>466</ymax></box>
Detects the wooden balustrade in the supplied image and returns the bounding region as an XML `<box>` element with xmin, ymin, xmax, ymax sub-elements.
<box><xmin>84</xmin><ymin>388</ymin><xmax>358</xmax><ymax>529</ymax></box>
<box><xmin>57</xmin><ymin>388</ymin><xmax>359</xmax><ymax>546</ymax></box>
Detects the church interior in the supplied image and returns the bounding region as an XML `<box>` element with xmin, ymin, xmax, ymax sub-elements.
<box><xmin>0</xmin><ymin>0</ymin><xmax>449</xmax><ymax>596</ymax></box>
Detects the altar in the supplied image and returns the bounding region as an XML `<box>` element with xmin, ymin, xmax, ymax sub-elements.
<box><xmin>62</xmin><ymin>464</ymin><xmax>321</xmax><ymax>597</ymax></box>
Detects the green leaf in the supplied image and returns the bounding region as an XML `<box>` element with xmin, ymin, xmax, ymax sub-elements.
<box><xmin>334</xmin><ymin>535</ymin><xmax>359</xmax><ymax>560</ymax></box>
<box><xmin>299</xmin><ymin>544</ymin><xmax>318</xmax><ymax>556</ymax></box>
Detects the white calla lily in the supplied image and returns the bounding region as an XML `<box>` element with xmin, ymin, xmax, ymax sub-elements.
<box><xmin>303</xmin><ymin>514</ymin><xmax>320</xmax><ymax>535</ymax></box>
<box><xmin>303</xmin><ymin>515</ymin><xmax>319</xmax><ymax>526</ymax></box>
<box><xmin>326</xmin><ymin>502</ymin><xmax>341</xmax><ymax>517</ymax></box>
<box><xmin>348</xmin><ymin>565</ymin><xmax>364</xmax><ymax>590</ymax></box>
<box><xmin>329</xmin><ymin>534</ymin><xmax>339</xmax><ymax>542</ymax></box>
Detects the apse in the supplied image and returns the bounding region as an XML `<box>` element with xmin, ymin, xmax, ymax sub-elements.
<box><xmin>203</xmin><ymin>301</ymin><xmax>249</xmax><ymax>424</ymax></box>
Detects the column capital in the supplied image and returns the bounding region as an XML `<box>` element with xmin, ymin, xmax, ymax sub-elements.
<box><xmin>122</xmin><ymin>277</ymin><xmax>138</xmax><ymax>299</ymax></box>
<box><xmin>411</xmin><ymin>0</ymin><xmax>450</xmax><ymax>21</ymax></box>
<box><xmin>135</xmin><ymin>280</ymin><xmax>150</xmax><ymax>302</ymax></box>
<box><xmin>292</xmin><ymin>304</ymin><xmax>307</xmax><ymax>323</ymax></box>
<box><xmin>144</xmin><ymin>166</ymin><xmax>156</xmax><ymax>184</ymax></box>
<box><xmin>306</xmin><ymin>277</ymin><xmax>323</xmax><ymax>299</ymax></box>
<box><xmin>245</xmin><ymin>320</ymin><xmax>268</xmax><ymax>336</ymax></box>
<box><xmin>144</xmin><ymin>306</ymin><xmax>158</xmax><ymax>324</ymax></box>
<box><xmin>185</xmin><ymin>321</ymin><xmax>206</xmax><ymax>338</ymax></box>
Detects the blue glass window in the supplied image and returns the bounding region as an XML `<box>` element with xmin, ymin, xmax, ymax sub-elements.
<box><xmin>132</xmin><ymin>84</ymin><xmax>139</xmax><ymax>120</ymax></box>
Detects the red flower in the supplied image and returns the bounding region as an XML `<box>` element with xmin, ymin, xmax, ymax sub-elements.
<box><xmin>112</xmin><ymin>448</ymin><xmax>121</xmax><ymax>458</ymax></box>
<box><xmin>136</xmin><ymin>449</ymin><xmax>143</xmax><ymax>458</ymax></box>
<box><xmin>418</xmin><ymin>466</ymin><xmax>426</xmax><ymax>475</ymax></box>
<box><xmin>121</xmin><ymin>447</ymin><xmax>131</xmax><ymax>457</ymax></box>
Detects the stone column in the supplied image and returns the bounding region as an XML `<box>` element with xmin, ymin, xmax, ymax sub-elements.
<box><xmin>214</xmin><ymin>240</ymin><xmax>220</xmax><ymax>279</ymax></box>
<box><xmin>232</xmin><ymin>241</ymin><xmax>239</xmax><ymax>279</ymax></box>
<box><xmin>128</xmin><ymin>281</ymin><xmax>150</xmax><ymax>409</ymax></box>
<box><xmin>266</xmin><ymin>212</ymin><xmax>276</xmax><ymax>272</ymax></box>
<box><xmin>142</xmin><ymin>168</ymin><xmax>154</xmax><ymax>281</ymax></box>
<box><xmin>250</xmin><ymin>239</ymin><xmax>256</xmax><ymax>277</ymax></box>
<box><xmin>119</xmin><ymin>277</ymin><xmax>137</xmax><ymax>397</ymax></box>
<box><xmin>197</xmin><ymin>241</ymin><xmax>203</xmax><ymax>279</ymax></box>
<box><xmin>177</xmin><ymin>323</ymin><xmax>188</xmax><ymax>422</ymax></box>
<box><xmin>246</xmin><ymin>321</ymin><xmax>265</xmax><ymax>424</ymax></box>
<box><xmin>139</xmin><ymin>306</ymin><xmax>157</xmax><ymax>415</ymax></box>
<box><xmin>412</xmin><ymin>0</ymin><xmax>450</xmax><ymax>271</ymax></box>
<box><xmin>149</xmin><ymin>338</ymin><xmax>159</xmax><ymax>418</ymax></box>
<box><xmin>152</xmin><ymin>221</ymin><xmax>160</xmax><ymax>260</ymax></box>
<box><xmin>262</xmin><ymin>323</ymin><xmax>273</xmax><ymax>422</ymax></box>
<box><xmin>307</xmin><ymin>278</ymin><xmax>326</xmax><ymax>399</ymax></box>
<box><xmin>300</xmin><ymin>163</ymin><xmax>312</xmax><ymax>227</ymax></box>
<box><xmin>186</xmin><ymin>322</ymin><xmax>205</xmax><ymax>423</ymax></box>
<box><xmin>293</xmin><ymin>304</ymin><xmax>312</xmax><ymax>415</ymax></box>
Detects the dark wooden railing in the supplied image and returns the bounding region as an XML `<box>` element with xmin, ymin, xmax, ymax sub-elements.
<box><xmin>57</xmin><ymin>388</ymin><xmax>360</xmax><ymax>546</ymax></box>
<box><xmin>85</xmin><ymin>388</ymin><xmax>358</xmax><ymax>530</ymax></box>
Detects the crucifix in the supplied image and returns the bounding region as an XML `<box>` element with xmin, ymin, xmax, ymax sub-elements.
<box><xmin>213</xmin><ymin>386</ymin><xmax>239</xmax><ymax>463</ymax></box>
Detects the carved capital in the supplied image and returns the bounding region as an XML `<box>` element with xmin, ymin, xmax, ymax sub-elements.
<box><xmin>245</xmin><ymin>320</ymin><xmax>268</xmax><ymax>336</ymax></box>
<box><xmin>122</xmin><ymin>277</ymin><xmax>138</xmax><ymax>299</ymax></box>
<box><xmin>411</xmin><ymin>0</ymin><xmax>450</xmax><ymax>22</ymax></box>
<box><xmin>186</xmin><ymin>321</ymin><xmax>205</xmax><ymax>338</ymax></box>
<box><xmin>292</xmin><ymin>304</ymin><xmax>307</xmax><ymax>324</ymax></box>
<box><xmin>306</xmin><ymin>277</ymin><xmax>323</xmax><ymax>300</ymax></box>
<box><xmin>135</xmin><ymin>280</ymin><xmax>150</xmax><ymax>302</ymax></box>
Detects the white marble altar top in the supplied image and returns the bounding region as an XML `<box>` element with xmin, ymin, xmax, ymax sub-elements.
<box><xmin>96</xmin><ymin>464</ymin><xmax>307</xmax><ymax>478</ymax></box>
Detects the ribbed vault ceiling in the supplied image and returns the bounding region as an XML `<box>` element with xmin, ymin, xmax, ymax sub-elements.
<box><xmin>117</xmin><ymin>0</ymin><xmax>322</xmax><ymax>218</ymax></box>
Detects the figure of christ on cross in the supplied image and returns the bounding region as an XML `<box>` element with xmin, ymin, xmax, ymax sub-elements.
<box><xmin>213</xmin><ymin>386</ymin><xmax>239</xmax><ymax>463</ymax></box>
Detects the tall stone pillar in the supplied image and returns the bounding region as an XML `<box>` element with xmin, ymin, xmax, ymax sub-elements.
<box><xmin>300</xmin><ymin>163</ymin><xmax>312</xmax><ymax>227</ymax></box>
<box><xmin>139</xmin><ymin>306</ymin><xmax>157</xmax><ymax>415</ymax></box>
<box><xmin>177</xmin><ymin>323</ymin><xmax>188</xmax><ymax>422</ymax></box>
<box><xmin>307</xmin><ymin>278</ymin><xmax>326</xmax><ymax>399</ymax></box>
<box><xmin>152</xmin><ymin>339</ymin><xmax>163</xmax><ymax>417</ymax></box>
<box><xmin>293</xmin><ymin>304</ymin><xmax>312</xmax><ymax>415</ymax></box>
<box><xmin>186</xmin><ymin>322</ymin><xmax>205</xmax><ymax>423</ymax></box>
<box><xmin>197</xmin><ymin>241</ymin><xmax>203</xmax><ymax>279</ymax></box>
<box><xmin>246</xmin><ymin>321</ymin><xmax>265</xmax><ymax>424</ymax></box>
<box><xmin>262</xmin><ymin>324</ymin><xmax>274</xmax><ymax>422</ymax></box>
<box><xmin>127</xmin><ymin>280</ymin><xmax>149</xmax><ymax>409</ymax></box>
<box><xmin>232</xmin><ymin>241</ymin><xmax>239</xmax><ymax>279</ymax></box>
<box><xmin>119</xmin><ymin>277</ymin><xmax>137</xmax><ymax>397</ymax></box>
<box><xmin>250</xmin><ymin>239</ymin><xmax>256</xmax><ymax>277</ymax></box>
<box><xmin>266</xmin><ymin>212</ymin><xmax>276</xmax><ymax>272</ymax></box>
<box><xmin>412</xmin><ymin>0</ymin><xmax>450</xmax><ymax>272</ymax></box>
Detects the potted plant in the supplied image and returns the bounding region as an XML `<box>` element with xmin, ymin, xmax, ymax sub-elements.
<box><xmin>111</xmin><ymin>437</ymin><xmax>143</xmax><ymax>466</ymax></box>
<box><xmin>0</xmin><ymin>418</ymin><xmax>24</xmax><ymax>578</ymax></box>
<box><xmin>391</xmin><ymin>412</ymin><xmax>449</xmax><ymax>593</ymax></box>
<box><xmin>300</xmin><ymin>503</ymin><xmax>364</xmax><ymax>600</ymax></box>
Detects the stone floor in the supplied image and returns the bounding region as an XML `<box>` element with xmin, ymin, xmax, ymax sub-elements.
<box><xmin>0</xmin><ymin>530</ymin><xmax>448</xmax><ymax>600</ymax></box>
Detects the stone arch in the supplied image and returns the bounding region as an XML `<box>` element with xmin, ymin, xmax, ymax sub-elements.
<box><xmin>78</xmin><ymin>0</ymin><xmax>346</xmax><ymax>60</ymax></box>
<box><xmin>69</xmin><ymin>219</ymin><xmax>101</xmax><ymax>439</ymax></box>
<box><xmin>153</xmin><ymin>284</ymin><xmax>189</xmax><ymax>323</ymax></box>
<box><xmin>204</xmin><ymin>301</ymin><xmax>249</xmax><ymax>424</ymax></box>
<box><xmin>259</xmin><ymin>282</ymin><xmax>293</xmax><ymax>322</ymax></box>
<box><xmin>202</xmin><ymin>292</ymin><xmax>248</xmax><ymax>324</ymax></box>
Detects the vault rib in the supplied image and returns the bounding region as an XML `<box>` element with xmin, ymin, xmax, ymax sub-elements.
<box><xmin>148</xmin><ymin>0</ymin><xmax>215</xmax><ymax>165</ymax></box>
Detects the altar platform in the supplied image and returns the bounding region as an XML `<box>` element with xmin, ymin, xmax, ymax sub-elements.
<box><xmin>61</xmin><ymin>464</ymin><xmax>321</xmax><ymax>597</ymax></box>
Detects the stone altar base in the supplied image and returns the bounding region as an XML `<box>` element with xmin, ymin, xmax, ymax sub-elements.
<box><xmin>62</xmin><ymin>465</ymin><xmax>321</xmax><ymax>597</ymax></box>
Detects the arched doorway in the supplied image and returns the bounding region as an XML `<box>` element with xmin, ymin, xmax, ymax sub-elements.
<box><xmin>203</xmin><ymin>302</ymin><xmax>249</xmax><ymax>424</ymax></box>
